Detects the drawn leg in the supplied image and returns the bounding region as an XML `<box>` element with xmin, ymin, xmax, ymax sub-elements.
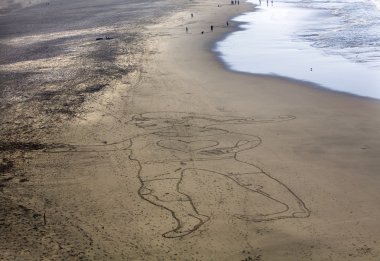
<box><xmin>200</xmin><ymin>159</ymin><xmax>310</xmax><ymax>221</ymax></box>
<box><xmin>138</xmin><ymin>163</ymin><xmax>209</xmax><ymax>238</ymax></box>
<box><xmin>230</xmin><ymin>171</ymin><xmax>310</xmax><ymax>221</ymax></box>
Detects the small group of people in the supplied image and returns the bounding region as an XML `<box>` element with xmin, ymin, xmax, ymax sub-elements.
<box><xmin>231</xmin><ymin>0</ymin><xmax>240</xmax><ymax>4</ymax></box>
<box><xmin>185</xmin><ymin>6</ymin><xmax>231</xmax><ymax>34</ymax></box>
<box><xmin>187</xmin><ymin>23</ymin><xmax>228</xmax><ymax>34</ymax></box>
<box><xmin>259</xmin><ymin>0</ymin><xmax>274</xmax><ymax>6</ymax></box>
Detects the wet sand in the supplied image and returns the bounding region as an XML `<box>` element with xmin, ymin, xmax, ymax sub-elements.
<box><xmin>1</xmin><ymin>0</ymin><xmax>380</xmax><ymax>260</ymax></box>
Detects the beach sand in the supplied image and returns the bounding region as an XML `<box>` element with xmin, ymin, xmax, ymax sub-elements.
<box><xmin>1</xmin><ymin>0</ymin><xmax>380</xmax><ymax>260</ymax></box>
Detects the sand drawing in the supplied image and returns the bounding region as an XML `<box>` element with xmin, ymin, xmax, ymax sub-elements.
<box><xmin>46</xmin><ymin>112</ymin><xmax>310</xmax><ymax>238</ymax></box>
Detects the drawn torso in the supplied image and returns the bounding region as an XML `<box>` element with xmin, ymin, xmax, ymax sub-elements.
<box><xmin>130</xmin><ymin>126</ymin><xmax>260</xmax><ymax>163</ymax></box>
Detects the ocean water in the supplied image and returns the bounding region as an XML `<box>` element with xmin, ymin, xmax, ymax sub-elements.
<box><xmin>215</xmin><ymin>0</ymin><xmax>380</xmax><ymax>99</ymax></box>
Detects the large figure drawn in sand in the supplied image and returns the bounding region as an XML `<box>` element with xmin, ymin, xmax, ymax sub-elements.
<box><xmin>51</xmin><ymin>112</ymin><xmax>310</xmax><ymax>238</ymax></box>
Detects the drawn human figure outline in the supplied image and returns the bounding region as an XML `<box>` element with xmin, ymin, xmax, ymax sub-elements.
<box><xmin>47</xmin><ymin>112</ymin><xmax>310</xmax><ymax>238</ymax></box>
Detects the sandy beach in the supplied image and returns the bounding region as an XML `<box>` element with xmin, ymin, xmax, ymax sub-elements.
<box><xmin>1</xmin><ymin>0</ymin><xmax>380</xmax><ymax>260</ymax></box>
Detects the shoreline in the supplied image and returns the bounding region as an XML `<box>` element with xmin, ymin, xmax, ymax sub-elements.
<box><xmin>213</xmin><ymin>21</ymin><xmax>380</xmax><ymax>103</ymax></box>
<box><xmin>213</xmin><ymin>1</ymin><xmax>380</xmax><ymax>101</ymax></box>
<box><xmin>200</xmin><ymin>4</ymin><xmax>380</xmax><ymax>110</ymax></box>
<box><xmin>1</xmin><ymin>0</ymin><xmax>380</xmax><ymax>259</ymax></box>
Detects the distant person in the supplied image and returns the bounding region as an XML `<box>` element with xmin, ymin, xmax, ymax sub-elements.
<box><xmin>231</xmin><ymin>0</ymin><xmax>234</xmax><ymax>4</ymax></box>
<box><xmin>186</xmin><ymin>27</ymin><xmax>188</xmax><ymax>33</ymax></box>
<box><xmin>201</xmin><ymin>31</ymin><xmax>204</xmax><ymax>34</ymax></box>
<box><xmin>191</xmin><ymin>13</ymin><xmax>194</xmax><ymax>18</ymax></box>
<box><xmin>226</xmin><ymin>21</ymin><xmax>229</xmax><ymax>27</ymax></box>
<box><xmin>238</xmin><ymin>1</ymin><xmax>240</xmax><ymax>4</ymax></box>
<box><xmin>259</xmin><ymin>0</ymin><xmax>261</xmax><ymax>5</ymax></box>
<box><xmin>211</xmin><ymin>25</ymin><xmax>214</xmax><ymax>31</ymax></box>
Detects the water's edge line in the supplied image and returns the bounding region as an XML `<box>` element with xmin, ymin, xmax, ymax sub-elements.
<box><xmin>209</xmin><ymin>1</ymin><xmax>380</xmax><ymax>102</ymax></box>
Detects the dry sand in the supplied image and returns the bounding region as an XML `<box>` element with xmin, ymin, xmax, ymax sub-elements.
<box><xmin>1</xmin><ymin>0</ymin><xmax>380</xmax><ymax>260</ymax></box>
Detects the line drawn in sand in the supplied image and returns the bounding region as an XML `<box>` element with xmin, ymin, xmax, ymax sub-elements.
<box><xmin>46</xmin><ymin>112</ymin><xmax>310</xmax><ymax>238</ymax></box>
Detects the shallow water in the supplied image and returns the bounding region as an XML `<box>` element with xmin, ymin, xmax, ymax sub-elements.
<box><xmin>215</xmin><ymin>0</ymin><xmax>380</xmax><ymax>99</ymax></box>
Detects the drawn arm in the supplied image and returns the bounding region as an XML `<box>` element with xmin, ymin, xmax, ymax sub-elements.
<box><xmin>206</xmin><ymin>115</ymin><xmax>295</xmax><ymax>126</ymax></box>
<box><xmin>43</xmin><ymin>137</ymin><xmax>133</xmax><ymax>153</ymax></box>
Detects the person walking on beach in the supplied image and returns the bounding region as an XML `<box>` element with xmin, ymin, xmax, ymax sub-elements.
<box><xmin>211</xmin><ymin>25</ymin><xmax>214</xmax><ymax>31</ymax></box>
<box><xmin>226</xmin><ymin>21</ymin><xmax>229</xmax><ymax>27</ymax></box>
<box><xmin>186</xmin><ymin>27</ymin><xmax>188</xmax><ymax>33</ymax></box>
